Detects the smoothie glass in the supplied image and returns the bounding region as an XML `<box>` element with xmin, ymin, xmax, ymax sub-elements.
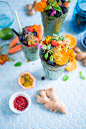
<box><xmin>41</xmin><ymin>59</ymin><xmax>67</xmax><ymax>80</ymax></box>
<box><xmin>41</xmin><ymin>12</ymin><xmax>67</xmax><ymax>37</ymax></box>
<box><xmin>21</xmin><ymin>43</ymin><xmax>39</xmax><ymax>61</ymax></box>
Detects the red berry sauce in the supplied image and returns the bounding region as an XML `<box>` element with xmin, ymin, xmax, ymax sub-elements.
<box><xmin>13</xmin><ymin>96</ymin><xmax>28</xmax><ymax>111</ymax></box>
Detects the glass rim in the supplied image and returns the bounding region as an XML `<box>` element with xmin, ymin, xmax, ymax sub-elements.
<box><xmin>21</xmin><ymin>43</ymin><xmax>38</xmax><ymax>49</ymax></box>
<box><xmin>40</xmin><ymin>58</ymin><xmax>68</xmax><ymax>69</ymax></box>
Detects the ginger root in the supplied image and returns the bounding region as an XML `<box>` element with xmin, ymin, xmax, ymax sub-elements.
<box><xmin>36</xmin><ymin>88</ymin><xmax>66</xmax><ymax>114</ymax></box>
<box><xmin>74</xmin><ymin>47</ymin><xmax>86</xmax><ymax>66</ymax></box>
<box><xmin>26</xmin><ymin>0</ymin><xmax>37</xmax><ymax>15</ymax></box>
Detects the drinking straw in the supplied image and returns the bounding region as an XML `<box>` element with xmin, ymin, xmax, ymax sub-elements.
<box><xmin>12</xmin><ymin>28</ymin><xmax>20</xmax><ymax>37</ymax></box>
<box><xmin>14</xmin><ymin>10</ymin><xmax>22</xmax><ymax>33</ymax></box>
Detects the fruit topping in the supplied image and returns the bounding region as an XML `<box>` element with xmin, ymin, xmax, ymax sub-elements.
<box><xmin>27</xmin><ymin>27</ymin><xmax>33</xmax><ymax>32</ymax></box>
<box><xmin>61</xmin><ymin>0</ymin><xmax>66</xmax><ymax>3</ymax></box>
<box><xmin>61</xmin><ymin>7</ymin><xmax>68</xmax><ymax>14</ymax></box>
<box><xmin>39</xmin><ymin>34</ymin><xmax>75</xmax><ymax>67</ymax></box>
<box><xmin>33</xmin><ymin>31</ymin><xmax>37</xmax><ymax>36</ymax></box>
<box><xmin>54</xmin><ymin>11</ymin><xmax>62</xmax><ymax>17</ymax></box>
<box><xmin>46</xmin><ymin>9</ymin><xmax>52</xmax><ymax>16</ymax></box>
<box><xmin>63</xmin><ymin>34</ymin><xmax>77</xmax><ymax>49</ymax></box>
<box><xmin>19</xmin><ymin>25</ymin><xmax>43</xmax><ymax>47</ymax></box>
<box><xmin>22</xmin><ymin>40</ymin><xmax>28</xmax><ymax>46</ymax></box>
<box><xmin>36</xmin><ymin>0</ymin><xmax>71</xmax><ymax>18</ymax></box>
<box><xmin>23</xmin><ymin>29</ymin><xmax>28</xmax><ymax>34</ymax></box>
<box><xmin>57</xmin><ymin>0</ymin><xmax>61</xmax><ymax>2</ymax></box>
<box><xmin>13</xmin><ymin>96</ymin><xmax>28</xmax><ymax>111</ymax></box>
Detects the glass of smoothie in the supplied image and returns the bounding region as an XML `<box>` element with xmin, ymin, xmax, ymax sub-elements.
<box><xmin>19</xmin><ymin>24</ymin><xmax>43</xmax><ymax>61</ymax></box>
<box><xmin>39</xmin><ymin>34</ymin><xmax>75</xmax><ymax>80</ymax></box>
<box><xmin>36</xmin><ymin>0</ymin><xmax>71</xmax><ymax>37</ymax></box>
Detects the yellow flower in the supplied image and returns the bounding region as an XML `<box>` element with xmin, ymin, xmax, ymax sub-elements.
<box><xmin>45</xmin><ymin>36</ymin><xmax>53</xmax><ymax>46</ymax></box>
<box><xmin>36</xmin><ymin>2</ymin><xmax>47</xmax><ymax>12</ymax></box>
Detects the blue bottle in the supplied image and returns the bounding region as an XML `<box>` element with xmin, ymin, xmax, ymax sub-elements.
<box><xmin>70</xmin><ymin>0</ymin><xmax>86</xmax><ymax>33</ymax></box>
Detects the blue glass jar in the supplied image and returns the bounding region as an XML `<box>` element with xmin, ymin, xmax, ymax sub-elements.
<box><xmin>70</xmin><ymin>0</ymin><xmax>86</xmax><ymax>33</ymax></box>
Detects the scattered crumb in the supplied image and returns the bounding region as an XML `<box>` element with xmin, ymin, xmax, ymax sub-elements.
<box><xmin>27</xmin><ymin>60</ymin><xmax>30</xmax><ymax>62</ymax></box>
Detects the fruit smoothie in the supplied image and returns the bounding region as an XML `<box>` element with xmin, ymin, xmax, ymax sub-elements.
<box><xmin>39</xmin><ymin>34</ymin><xmax>75</xmax><ymax>79</ymax></box>
<box><xmin>36</xmin><ymin>0</ymin><xmax>71</xmax><ymax>37</ymax></box>
<box><xmin>19</xmin><ymin>24</ymin><xmax>43</xmax><ymax>61</ymax></box>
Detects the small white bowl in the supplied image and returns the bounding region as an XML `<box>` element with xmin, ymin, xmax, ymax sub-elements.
<box><xmin>81</xmin><ymin>31</ymin><xmax>86</xmax><ymax>48</ymax></box>
<box><xmin>9</xmin><ymin>92</ymin><xmax>31</xmax><ymax>114</ymax></box>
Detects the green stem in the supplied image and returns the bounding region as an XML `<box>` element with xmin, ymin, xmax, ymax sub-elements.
<box><xmin>7</xmin><ymin>57</ymin><xmax>15</xmax><ymax>62</ymax></box>
<box><xmin>0</xmin><ymin>44</ymin><xmax>9</xmax><ymax>50</ymax></box>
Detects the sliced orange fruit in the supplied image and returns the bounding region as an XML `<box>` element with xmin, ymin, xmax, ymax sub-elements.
<box><xmin>63</xmin><ymin>34</ymin><xmax>77</xmax><ymax>49</ymax></box>
<box><xmin>53</xmin><ymin>50</ymin><xmax>69</xmax><ymax>66</ymax></box>
<box><xmin>65</xmin><ymin>59</ymin><xmax>78</xmax><ymax>71</ymax></box>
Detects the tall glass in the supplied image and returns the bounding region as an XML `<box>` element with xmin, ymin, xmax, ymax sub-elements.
<box><xmin>0</xmin><ymin>1</ymin><xmax>14</xmax><ymax>28</ymax></box>
<box><xmin>41</xmin><ymin>59</ymin><xmax>67</xmax><ymax>80</ymax></box>
<box><xmin>41</xmin><ymin>12</ymin><xmax>67</xmax><ymax>37</ymax></box>
<box><xmin>21</xmin><ymin>44</ymin><xmax>39</xmax><ymax>61</ymax></box>
<box><xmin>70</xmin><ymin>0</ymin><xmax>86</xmax><ymax>33</ymax></box>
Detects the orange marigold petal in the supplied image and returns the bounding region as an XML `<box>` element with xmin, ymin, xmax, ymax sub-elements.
<box><xmin>36</xmin><ymin>2</ymin><xmax>47</xmax><ymax>12</ymax></box>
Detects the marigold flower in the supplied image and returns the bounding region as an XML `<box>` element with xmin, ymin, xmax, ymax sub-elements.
<box><xmin>36</xmin><ymin>2</ymin><xmax>47</xmax><ymax>12</ymax></box>
<box><xmin>45</xmin><ymin>36</ymin><xmax>53</xmax><ymax>46</ymax></box>
<box><xmin>32</xmin><ymin>24</ymin><xmax>38</xmax><ymax>31</ymax></box>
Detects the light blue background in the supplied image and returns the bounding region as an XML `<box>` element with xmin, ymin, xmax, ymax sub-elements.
<box><xmin>0</xmin><ymin>0</ymin><xmax>86</xmax><ymax>129</ymax></box>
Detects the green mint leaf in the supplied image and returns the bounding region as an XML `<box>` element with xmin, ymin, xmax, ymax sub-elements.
<box><xmin>47</xmin><ymin>44</ymin><xmax>51</xmax><ymax>50</ymax></box>
<box><xmin>80</xmin><ymin>71</ymin><xmax>85</xmax><ymax>79</ymax></box>
<box><xmin>40</xmin><ymin>55</ymin><xmax>43</xmax><ymax>58</ymax></box>
<box><xmin>50</xmin><ymin>55</ymin><xmax>53</xmax><ymax>62</ymax></box>
<box><xmin>51</xmin><ymin>1</ymin><xmax>57</xmax><ymax>6</ymax></box>
<box><xmin>63</xmin><ymin>75</ymin><xmax>69</xmax><ymax>81</ymax></box>
<box><xmin>45</xmin><ymin>5</ymin><xmax>52</xmax><ymax>10</ymax></box>
<box><xmin>48</xmin><ymin>0</ymin><xmax>51</xmax><ymax>4</ymax></box>
<box><xmin>50</xmin><ymin>38</ymin><xmax>57</xmax><ymax>41</ymax></box>
<box><xmin>80</xmin><ymin>71</ymin><xmax>82</xmax><ymax>76</ymax></box>
<box><xmin>14</xmin><ymin>62</ymin><xmax>22</xmax><ymax>67</ymax></box>
<box><xmin>49</xmin><ymin>51</ymin><xmax>52</xmax><ymax>55</ymax></box>
<box><xmin>53</xmin><ymin>6</ymin><xmax>62</xmax><ymax>12</ymax></box>
<box><xmin>43</xmin><ymin>45</ymin><xmax>47</xmax><ymax>50</ymax></box>
<box><xmin>81</xmin><ymin>75</ymin><xmax>85</xmax><ymax>79</ymax></box>
<box><xmin>45</xmin><ymin>52</ymin><xmax>48</xmax><ymax>59</ymax></box>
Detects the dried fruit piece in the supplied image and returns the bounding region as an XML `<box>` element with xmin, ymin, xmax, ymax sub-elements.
<box><xmin>13</xmin><ymin>96</ymin><xmax>28</xmax><ymax>111</ymax></box>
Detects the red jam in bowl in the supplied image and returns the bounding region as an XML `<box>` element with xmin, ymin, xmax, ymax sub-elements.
<box><xmin>13</xmin><ymin>96</ymin><xmax>28</xmax><ymax>111</ymax></box>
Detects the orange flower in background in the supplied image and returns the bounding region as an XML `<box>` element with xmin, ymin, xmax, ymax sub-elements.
<box><xmin>32</xmin><ymin>24</ymin><xmax>38</xmax><ymax>31</ymax></box>
<box><xmin>36</xmin><ymin>2</ymin><xmax>47</xmax><ymax>12</ymax></box>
